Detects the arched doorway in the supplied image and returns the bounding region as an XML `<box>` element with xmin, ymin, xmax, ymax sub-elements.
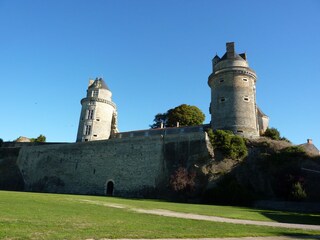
<box><xmin>106</xmin><ymin>181</ymin><xmax>114</xmax><ymax>196</ymax></box>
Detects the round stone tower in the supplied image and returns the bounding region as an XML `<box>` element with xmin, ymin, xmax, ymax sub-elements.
<box><xmin>208</xmin><ymin>42</ymin><xmax>259</xmax><ymax>137</ymax></box>
<box><xmin>76</xmin><ymin>77</ymin><xmax>118</xmax><ymax>142</ymax></box>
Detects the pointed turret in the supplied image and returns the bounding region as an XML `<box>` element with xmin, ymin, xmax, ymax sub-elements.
<box><xmin>76</xmin><ymin>77</ymin><xmax>118</xmax><ymax>142</ymax></box>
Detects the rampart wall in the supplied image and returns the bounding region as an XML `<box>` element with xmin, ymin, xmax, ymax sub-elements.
<box><xmin>15</xmin><ymin>127</ymin><xmax>212</xmax><ymax>197</ymax></box>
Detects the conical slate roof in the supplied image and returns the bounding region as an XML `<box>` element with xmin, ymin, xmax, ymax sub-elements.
<box><xmin>89</xmin><ymin>78</ymin><xmax>110</xmax><ymax>90</ymax></box>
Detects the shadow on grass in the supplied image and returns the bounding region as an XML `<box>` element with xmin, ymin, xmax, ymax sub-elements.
<box><xmin>247</xmin><ymin>208</ymin><xmax>320</xmax><ymax>225</ymax></box>
<box><xmin>262</xmin><ymin>211</ymin><xmax>320</xmax><ymax>225</ymax></box>
<box><xmin>281</xmin><ymin>233</ymin><xmax>320</xmax><ymax>239</ymax></box>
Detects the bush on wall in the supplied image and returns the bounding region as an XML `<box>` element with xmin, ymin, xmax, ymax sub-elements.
<box><xmin>206</xmin><ymin>129</ymin><xmax>248</xmax><ymax>160</ymax></box>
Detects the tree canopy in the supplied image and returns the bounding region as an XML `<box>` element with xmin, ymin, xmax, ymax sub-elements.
<box><xmin>150</xmin><ymin>104</ymin><xmax>205</xmax><ymax>128</ymax></box>
<box><xmin>30</xmin><ymin>134</ymin><xmax>46</xmax><ymax>143</ymax></box>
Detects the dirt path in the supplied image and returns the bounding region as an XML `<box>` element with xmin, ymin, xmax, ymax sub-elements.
<box><xmin>79</xmin><ymin>200</ymin><xmax>320</xmax><ymax>232</ymax></box>
<box><xmin>133</xmin><ymin>208</ymin><xmax>320</xmax><ymax>231</ymax></box>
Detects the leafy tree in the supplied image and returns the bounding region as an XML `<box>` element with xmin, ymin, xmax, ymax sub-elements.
<box><xmin>30</xmin><ymin>134</ymin><xmax>46</xmax><ymax>143</ymax></box>
<box><xmin>150</xmin><ymin>104</ymin><xmax>205</xmax><ymax>128</ymax></box>
<box><xmin>150</xmin><ymin>113</ymin><xmax>167</xmax><ymax>129</ymax></box>
<box><xmin>167</xmin><ymin>104</ymin><xmax>205</xmax><ymax>127</ymax></box>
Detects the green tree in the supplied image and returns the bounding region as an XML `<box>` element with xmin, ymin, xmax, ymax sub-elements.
<box><xmin>150</xmin><ymin>104</ymin><xmax>205</xmax><ymax>128</ymax></box>
<box><xmin>30</xmin><ymin>134</ymin><xmax>46</xmax><ymax>143</ymax></box>
<box><xmin>150</xmin><ymin>113</ymin><xmax>167</xmax><ymax>129</ymax></box>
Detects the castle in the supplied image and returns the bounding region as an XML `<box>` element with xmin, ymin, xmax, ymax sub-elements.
<box><xmin>76</xmin><ymin>42</ymin><xmax>269</xmax><ymax>143</ymax></box>
<box><xmin>1</xmin><ymin>43</ymin><xmax>272</xmax><ymax>197</ymax></box>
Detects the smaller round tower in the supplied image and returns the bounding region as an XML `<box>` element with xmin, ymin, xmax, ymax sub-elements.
<box><xmin>208</xmin><ymin>42</ymin><xmax>261</xmax><ymax>137</ymax></box>
<box><xmin>76</xmin><ymin>78</ymin><xmax>118</xmax><ymax>142</ymax></box>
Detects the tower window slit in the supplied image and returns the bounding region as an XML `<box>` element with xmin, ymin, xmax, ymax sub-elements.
<box><xmin>92</xmin><ymin>90</ymin><xmax>99</xmax><ymax>97</ymax></box>
<box><xmin>87</xmin><ymin>109</ymin><xmax>94</xmax><ymax>120</ymax></box>
<box><xmin>85</xmin><ymin>125</ymin><xmax>92</xmax><ymax>135</ymax></box>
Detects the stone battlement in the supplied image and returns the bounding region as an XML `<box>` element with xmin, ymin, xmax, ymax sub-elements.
<box><xmin>114</xmin><ymin>125</ymin><xmax>208</xmax><ymax>139</ymax></box>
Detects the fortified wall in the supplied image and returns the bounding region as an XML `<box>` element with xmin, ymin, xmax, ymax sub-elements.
<box><xmin>10</xmin><ymin>126</ymin><xmax>213</xmax><ymax>197</ymax></box>
<box><xmin>1</xmin><ymin>42</ymin><xmax>274</xmax><ymax>200</ymax></box>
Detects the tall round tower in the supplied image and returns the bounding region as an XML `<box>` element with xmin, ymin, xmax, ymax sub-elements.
<box><xmin>76</xmin><ymin>77</ymin><xmax>118</xmax><ymax>142</ymax></box>
<box><xmin>208</xmin><ymin>42</ymin><xmax>259</xmax><ymax>137</ymax></box>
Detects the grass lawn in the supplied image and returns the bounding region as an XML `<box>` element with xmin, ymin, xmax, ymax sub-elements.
<box><xmin>92</xmin><ymin>195</ymin><xmax>320</xmax><ymax>225</ymax></box>
<box><xmin>0</xmin><ymin>191</ymin><xmax>319</xmax><ymax>240</ymax></box>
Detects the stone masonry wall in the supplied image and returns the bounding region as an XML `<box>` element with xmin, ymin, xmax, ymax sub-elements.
<box><xmin>16</xmin><ymin>129</ymin><xmax>212</xmax><ymax>197</ymax></box>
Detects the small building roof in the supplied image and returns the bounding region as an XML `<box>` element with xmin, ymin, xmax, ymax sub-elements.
<box><xmin>299</xmin><ymin>139</ymin><xmax>320</xmax><ymax>157</ymax></box>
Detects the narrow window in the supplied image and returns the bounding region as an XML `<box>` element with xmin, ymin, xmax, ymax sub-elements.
<box><xmin>219</xmin><ymin>78</ymin><xmax>224</xmax><ymax>83</ymax></box>
<box><xmin>243</xmin><ymin>96</ymin><xmax>250</xmax><ymax>102</ymax></box>
<box><xmin>87</xmin><ymin>109</ymin><xmax>94</xmax><ymax>120</ymax></box>
<box><xmin>85</xmin><ymin>125</ymin><xmax>92</xmax><ymax>135</ymax></box>
<box><xmin>243</xmin><ymin>78</ymin><xmax>248</xmax><ymax>82</ymax></box>
<box><xmin>92</xmin><ymin>90</ymin><xmax>99</xmax><ymax>97</ymax></box>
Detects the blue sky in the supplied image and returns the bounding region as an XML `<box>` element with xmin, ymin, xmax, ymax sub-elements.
<box><xmin>1</xmin><ymin>0</ymin><xmax>319</xmax><ymax>146</ymax></box>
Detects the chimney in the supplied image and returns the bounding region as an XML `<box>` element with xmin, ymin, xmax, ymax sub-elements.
<box><xmin>226</xmin><ymin>42</ymin><xmax>235</xmax><ymax>58</ymax></box>
<box><xmin>307</xmin><ymin>139</ymin><xmax>313</xmax><ymax>144</ymax></box>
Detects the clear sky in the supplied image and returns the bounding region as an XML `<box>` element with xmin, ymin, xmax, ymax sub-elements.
<box><xmin>1</xmin><ymin>0</ymin><xmax>319</xmax><ymax>146</ymax></box>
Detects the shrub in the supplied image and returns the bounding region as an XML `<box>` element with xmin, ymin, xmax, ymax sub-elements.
<box><xmin>207</xmin><ymin>129</ymin><xmax>248</xmax><ymax>160</ymax></box>
<box><xmin>263</xmin><ymin>127</ymin><xmax>291</xmax><ymax>142</ymax></box>
<box><xmin>202</xmin><ymin>175</ymin><xmax>254</xmax><ymax>206</ymax></box>
<box><xmin>270</xmin><ymin>146</ymin><xmax>306</xmax><ymax>163</ymax></box>
<box><xmin>170</xmin><ymin>167</ymin><xmax>196</xmax><ymax>192</ymax></box>
<box><xmin>291</xmin><ymin>181</ymin><xmax>307</xmax><ymax>201</ymax></box>
<box><xmin>263</xmin><ymin>127</ymin><xmax>281</xmax><ymax>140</ymax></box>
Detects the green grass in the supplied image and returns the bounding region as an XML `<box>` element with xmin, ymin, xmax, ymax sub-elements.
<box><xmin>0</xmin><ymin>191</ymin><xmax>319</xmax><ymax>240</ymax></box>
<box><xmin>95</xmin><ymin>196</ymin><xmax>320</xmax><ymax>225</ymax></box>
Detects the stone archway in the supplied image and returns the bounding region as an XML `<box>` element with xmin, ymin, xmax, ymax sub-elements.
<box><xmin>105</xmin><ymin>180</ymin><xmax>114</xmax><ymax>196</ymax></box>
